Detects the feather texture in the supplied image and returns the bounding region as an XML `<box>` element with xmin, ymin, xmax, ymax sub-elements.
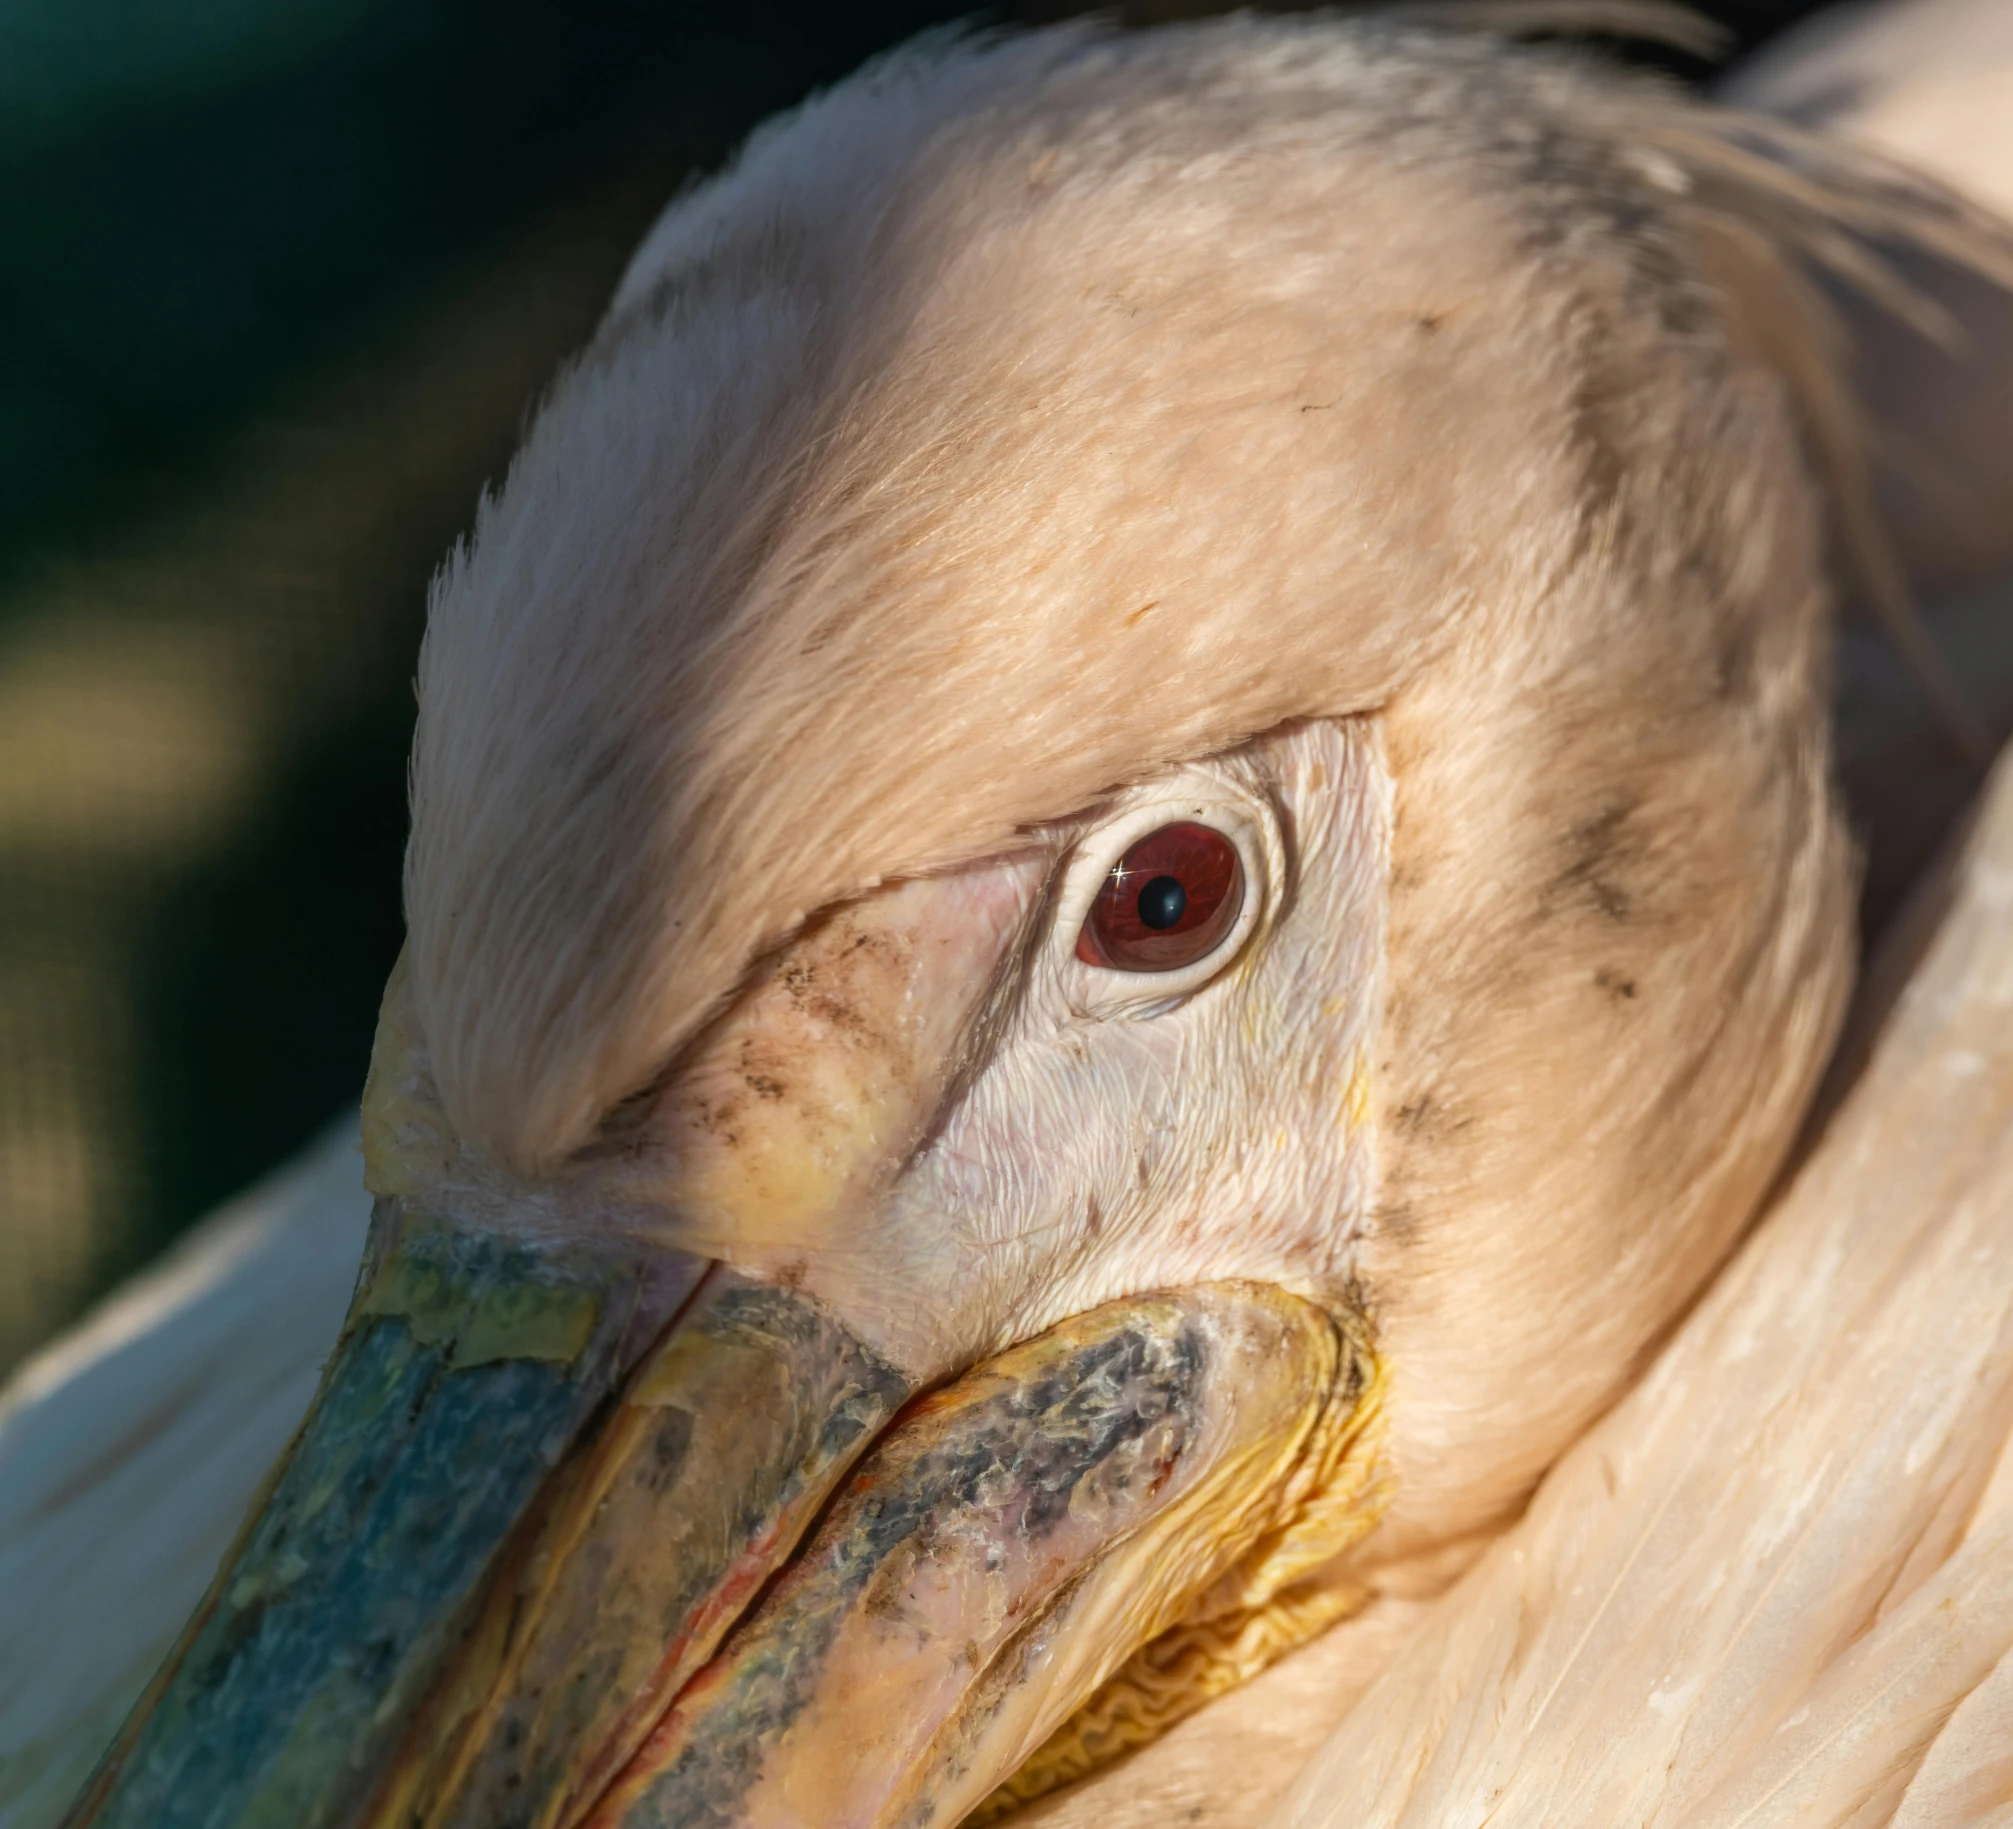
<box><xmin>1272</xmin><ymin>740</ymin><xmax>2013</xmax><ymax>1829</ymax></box>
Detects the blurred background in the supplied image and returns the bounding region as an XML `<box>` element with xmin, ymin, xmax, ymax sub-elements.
<box><xmin>0</xmin><ymin>0</ymin><xmax>1850</xmax><ymax>1380</ymax></box>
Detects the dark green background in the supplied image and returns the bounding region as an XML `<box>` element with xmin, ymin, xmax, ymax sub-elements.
<box><xmin>0</xmin><ymin>0</ymin><xmax>1833</xmax><ymax>1375</ymax></box>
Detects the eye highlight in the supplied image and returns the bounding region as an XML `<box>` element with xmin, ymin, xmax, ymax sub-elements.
<box><xmin>1075</xmin><ymin>822</ymin><xmax>1244</xmax><ymax>972</ymax></box>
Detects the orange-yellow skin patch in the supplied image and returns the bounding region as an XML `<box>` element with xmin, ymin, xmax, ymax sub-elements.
<box><xmin>613</xmin><ymin>860</ymin><xmax>1043</xmax><ymax>1262</ymax></box>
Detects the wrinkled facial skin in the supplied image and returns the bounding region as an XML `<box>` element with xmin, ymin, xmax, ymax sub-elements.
<box><xmin>66</xmin><ymin>719</ymin><xmax>1393</xmax><ymax>1829</ymax></box>
<box><xmin>586</xmin><ymin>716</ymin><xmax>1390</xmax><ymax>1376</ymax></box>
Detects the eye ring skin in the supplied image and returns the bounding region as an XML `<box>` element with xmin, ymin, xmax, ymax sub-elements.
<box><xmin>1052</xmin><ymin>781</ymin><xmax>1280</xmax><ymax>1014</ymax></box>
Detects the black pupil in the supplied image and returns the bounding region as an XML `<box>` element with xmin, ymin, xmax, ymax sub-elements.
<box><xmin>1136</xmin><ymin>875</ymin><xmax>1187</xmax><ymax>931</ymax></box>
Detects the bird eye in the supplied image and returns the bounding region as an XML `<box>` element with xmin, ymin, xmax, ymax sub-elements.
<box><xmin>1075</xmin><ymin>821</ymin><xmax>1245</xmax><ymax>972</ymax></box>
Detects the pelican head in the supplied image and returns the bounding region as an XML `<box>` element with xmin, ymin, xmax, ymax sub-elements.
<box><xmin>68</xmin><ymin>17</ymin><xmax>1886</xmax><ymax>1829</ymax></box>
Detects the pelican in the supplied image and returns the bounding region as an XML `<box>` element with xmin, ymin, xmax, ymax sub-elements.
<box><xmin>5</xmin><ymin>7</ymin><xmax>2013</xmax><ymax>1828</ymax></box>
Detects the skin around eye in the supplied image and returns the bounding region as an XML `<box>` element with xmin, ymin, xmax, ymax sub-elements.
<box><xmin>1076</xmin><ymin>821</ymin><xmax>1244</xmax><ymax>972</ymax></box>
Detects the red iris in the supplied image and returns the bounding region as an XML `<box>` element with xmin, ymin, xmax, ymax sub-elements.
<box><xmin>1075</xmin><ymin>822</ymin><xmax>1245</xmax><ymax>972</ymax></box>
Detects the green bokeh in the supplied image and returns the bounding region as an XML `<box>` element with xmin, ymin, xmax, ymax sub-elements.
<box><xmin>0</xmin><ymin>0</ymin><xmax>971</xmax><ymax>1374</ymax></box>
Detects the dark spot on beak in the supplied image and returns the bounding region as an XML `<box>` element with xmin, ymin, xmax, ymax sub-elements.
<box><xmin>652</xmin><ymin>1408</ymin><xmax>696</xmax><ymax>1479</ymax></box>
